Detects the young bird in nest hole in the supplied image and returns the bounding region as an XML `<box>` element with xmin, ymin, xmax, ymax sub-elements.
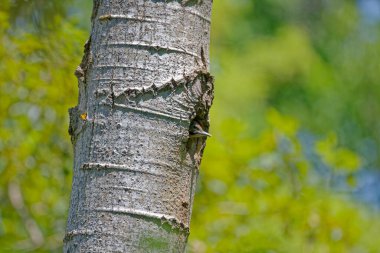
<box><xmin>189</xmin><ymin>121</ymin><xmax>211</xmax><ymax>138</ymax></box>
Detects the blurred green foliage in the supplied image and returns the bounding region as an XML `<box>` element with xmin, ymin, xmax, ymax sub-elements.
<box><xmin>0</xmin><ymin>1</ymin><xmax>87</xmax><ymax>251</ymax></box>
<box><xmin>1</xmin><ymin>0</ymin><xmax>380</xmax><ymax>252</ymax></box>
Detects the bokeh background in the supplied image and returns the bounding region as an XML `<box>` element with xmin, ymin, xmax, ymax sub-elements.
<box><xmin>1</xmin><ymin>0</ymin><xmax>380</xmax><ymax>252</ymax></box>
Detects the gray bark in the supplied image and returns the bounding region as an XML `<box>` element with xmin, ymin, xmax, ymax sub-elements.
<box><xmin>64</xmin><ymin>0</ymin><xmax>213</xmax><ymax>252</ymax></box>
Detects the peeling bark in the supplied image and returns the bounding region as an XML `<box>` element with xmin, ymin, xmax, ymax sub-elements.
<box><xmin>64</xmin><ymin>0</ymin><xmax>213</xmax><ymax>252</ymax></box>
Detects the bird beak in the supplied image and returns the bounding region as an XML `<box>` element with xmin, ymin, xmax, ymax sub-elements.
<box><xmin>200</xmin><ymin>131</ymin><xmax>212</xmax><ymax>137</ymax></box>
<box><xmin>190</xmin><ymin>130</ymin><xmax>212</xmax><ymax>138</ymax></box>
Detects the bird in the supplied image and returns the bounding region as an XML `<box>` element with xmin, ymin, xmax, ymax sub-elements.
<box><xmin>189</xmin><ymin>121</ymin><xmax>211</xmax><ymax>138</ymax></box>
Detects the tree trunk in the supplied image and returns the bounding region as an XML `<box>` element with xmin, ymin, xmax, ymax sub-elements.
<box><xmin>64</xmin><ymin>0</ymin><xmax>213</xmax><ymax>252</ymax></box>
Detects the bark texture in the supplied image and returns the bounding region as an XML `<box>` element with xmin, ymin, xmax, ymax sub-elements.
<box><xmin>64</xmin><ymin>0</ymin><xmax>213</xmax><ymax>252</ymax></box>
